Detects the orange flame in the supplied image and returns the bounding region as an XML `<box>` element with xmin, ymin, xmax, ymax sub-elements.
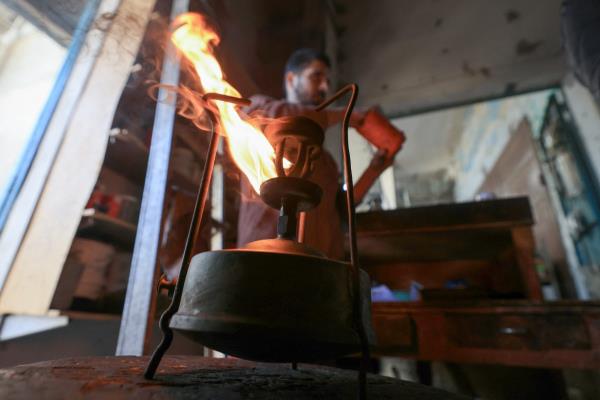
<box><xmin>170</xmin><ymin>13</ymin><xmax>276</xmax><ymax>193</ymax></box>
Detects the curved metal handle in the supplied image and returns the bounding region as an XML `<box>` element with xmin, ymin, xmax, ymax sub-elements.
<box><xmin>315</xmin><ymin>84</ymin><xmax>359</xmax><ymax>270</ymax></box>
<box><xmin>145</xmin><ymin>93</ymin><xmax>247</xmax><ymax>380</ymax></box>
<box><xmin>315</xmin><ymin>85</ymin><xmax>369</xmax><ymax>400</ymax></box>
<box><xmin>202</xmin><ymin>92</ymin><xmax>251</xmax><ymax>106</ymax></box>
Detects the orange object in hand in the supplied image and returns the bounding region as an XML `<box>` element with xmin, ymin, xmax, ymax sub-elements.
<box><xmin>356</xmin><ymin>108</ymin><xmax>406</xmax><ymax>159</ymax></box>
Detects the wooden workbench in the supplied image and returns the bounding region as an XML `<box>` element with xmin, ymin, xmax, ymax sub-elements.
<box><xmin>357</xmin><ymin>197</ymin><xmax>542</xmax><ymax>300</ymax></box>
<box><xmin>356</xmin><ymin>197</ymin><xmax>600</xmax><ymax>368</ymax></box>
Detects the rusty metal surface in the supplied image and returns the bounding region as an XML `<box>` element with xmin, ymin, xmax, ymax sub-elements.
<box><xmin>0</xmin><ymin>356</ymin><xmax>469</xmax><ymax>399</ymax></box>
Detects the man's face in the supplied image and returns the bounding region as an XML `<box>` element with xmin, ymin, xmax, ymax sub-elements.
<box><xmin>287</xmin><ymin>60</ymin><xmax>330</xmax><ymax>106</ymax></box>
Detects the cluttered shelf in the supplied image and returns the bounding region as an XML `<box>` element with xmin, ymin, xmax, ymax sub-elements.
<box><xmin>104</xmin><ymin>129</ymin><xmax>149</xmax><ymax>184</ymax></box>
<box><xmin>103</xmin><ymin>128</ymin><xmax>199</xmax><ymax>193</ymax></box>
<box><xmin>54</xmin><ymin>116</ymin><xmax>214</xmax><ymax>318</ymax></box>
<box><xmin>59</xmin><ymin>124</ymin><xmax>208</xmax><ymax>315</ymax></box>
<box><xmin>77</xmin><ymin>208</ymin><xmax>137</xmax><ymax>248</ymax></box>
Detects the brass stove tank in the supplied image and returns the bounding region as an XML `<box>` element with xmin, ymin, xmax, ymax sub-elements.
<box><xmin>170</xmin><ymin>115</ymin><xmax>374</xmax><ymax>361</ymax></box>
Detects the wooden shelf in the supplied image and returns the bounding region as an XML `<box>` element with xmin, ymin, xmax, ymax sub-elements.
<box><xmin>104</xmin><ymin>131</ymin><xmax>149</xmax><ymax>183</ymax></box>
<box><xmin>104</xmin><ymin>129</ymin><xmax>202</xmax><ymax>195</ymax></box>
<box><xmin>355</xmin><ymin>197</ymin><xmax>533</xmax><ymax>264</ymax></box>
<box><xmin>78</xmin><ymin>208</ymin><xmax>136</xmax><ymax>248</ymax></box>
<box><xmin>173</xmin><ymin>119</ymin><xmax>211</xmax><ymax>160</ymax></box>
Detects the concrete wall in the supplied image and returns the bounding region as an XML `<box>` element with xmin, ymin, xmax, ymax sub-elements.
<box><xmin>453</xmin><ymin>90</ymin><xmax>553</xmax><ymax>201</ymax></box>
<box><xmin>377</xmin><ymin>89</ymin><xmax>556</xmax><ymax>207</ymax></box>
<box><xmin>392</xmin><ymin>108</ymin><xmax>466</xmax><ymax>178</ymax></box>
<box><xmin>390</xmin><ymin>108</ymin><xmax>466</xmax><ymax>207</ymax></box>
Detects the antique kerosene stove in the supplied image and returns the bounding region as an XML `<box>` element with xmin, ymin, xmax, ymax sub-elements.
<box><xmin>144</xmin><ymin>86</ymin><xmax>374</xmax><ymax>399</ymax></box>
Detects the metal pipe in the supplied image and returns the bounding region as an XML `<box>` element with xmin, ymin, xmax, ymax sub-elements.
<box><xmin>117</xmin><ymin>0</ymin><xmax>190</xmax><ymax>356</ymax></box>
<box><xmin>297</xmin><ymin>212</ymin><xmax>307</xmax><ymax>243</ymax></box>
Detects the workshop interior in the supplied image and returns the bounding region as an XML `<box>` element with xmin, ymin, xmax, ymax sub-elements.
<box><xmin>0</xmin><ymin>1</ymin><xmax>599</xmax><ymax>399</ymax></box>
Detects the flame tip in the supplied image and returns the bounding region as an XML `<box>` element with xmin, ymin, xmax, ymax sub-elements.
<box><xmin>171</xmin><ymin>13</ymin><xmax>277</xmax><ymax>193</ymax></box>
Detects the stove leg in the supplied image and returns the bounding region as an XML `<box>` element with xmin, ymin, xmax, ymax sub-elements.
<box><xmin>144</xmin><ymin>309</ymin><xmax>176</xmax><ymax>378</ymax></box>
<box><xmin>359</xmin><ymin>370</ymin><xmax>367</xmax><ymax>400</ymax></box>
<box><xmin>358</xmin><ymin>332</ymin><xmax>370</xmax><ymax>400</ymax></box>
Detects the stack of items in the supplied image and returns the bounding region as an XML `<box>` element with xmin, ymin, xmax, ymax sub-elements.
<box><xmin>52</xmin><ymin>239</ymin><xmax>132</xmax><ymax>313</ymax></box>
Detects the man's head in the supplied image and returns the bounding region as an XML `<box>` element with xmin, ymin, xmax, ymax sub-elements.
<box><xmin>284</xmin><ymin>48</ymin><xmax>331</xmax><ymax>106</ymax></box>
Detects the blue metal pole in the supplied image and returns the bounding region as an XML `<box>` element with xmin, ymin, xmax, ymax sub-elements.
<box><xmin>117</xmin><ymin>0</ymin><xmax>190</xmax><ymax>356</ymax></box>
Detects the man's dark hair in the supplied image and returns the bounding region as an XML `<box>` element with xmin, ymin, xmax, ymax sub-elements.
<box><xmin>284</xmin><ymin>48</ymin><xmax>331</xmax><ymax>75</ymax></box>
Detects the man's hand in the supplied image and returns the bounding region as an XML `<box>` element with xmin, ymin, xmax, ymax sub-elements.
<box><xmin>349</xmin><ymin>108</ymin><xmax>368</xmax><ymax>128</ymax></box>
<box><xmin>356</xmin><ymin>108</ymin><xmax>405</xmax><ymax>156</ymax></box>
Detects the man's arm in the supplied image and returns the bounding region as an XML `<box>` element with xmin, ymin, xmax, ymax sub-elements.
<box><xmin>244</xmin><ymin>94</ymin><xmax>364</xmax><ymax>130</ymax></box>
<box><xmin>352</xmin><ymin>149</ymin><xmax>395</xmax><ymax>205</ymax></box>
<box><xmin>352</xmin><ymin>108</ymin><xmax>405</xmax><ymax>205</ymax></box>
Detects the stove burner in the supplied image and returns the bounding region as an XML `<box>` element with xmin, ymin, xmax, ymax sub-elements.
<box><xmin>260</xmin><ymin>176</ymin><xmax>321</xmax><ymax>240</ymax></box>
<box><xmin>144</xmin><ymin>86</ymin><xmax>372</xmax><ymax>400</ymax></box>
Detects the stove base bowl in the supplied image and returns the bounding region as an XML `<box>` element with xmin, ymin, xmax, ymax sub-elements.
<box><xmin>170</xmin><ymin>250</ymin><xmax>374</xmax><ymax>362</ymax></box>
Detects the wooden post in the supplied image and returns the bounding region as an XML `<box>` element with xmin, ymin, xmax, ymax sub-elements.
<box><xmin>511</xmin><ymin>226</ymin><xmax>543</xmax><ymax>301</ymax></box>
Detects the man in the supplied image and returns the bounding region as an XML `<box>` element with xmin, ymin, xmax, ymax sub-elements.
<box><xmin>237</xmin><ymin>48</ymin><xmax>404</xmax><ymax>259</ymax></box>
